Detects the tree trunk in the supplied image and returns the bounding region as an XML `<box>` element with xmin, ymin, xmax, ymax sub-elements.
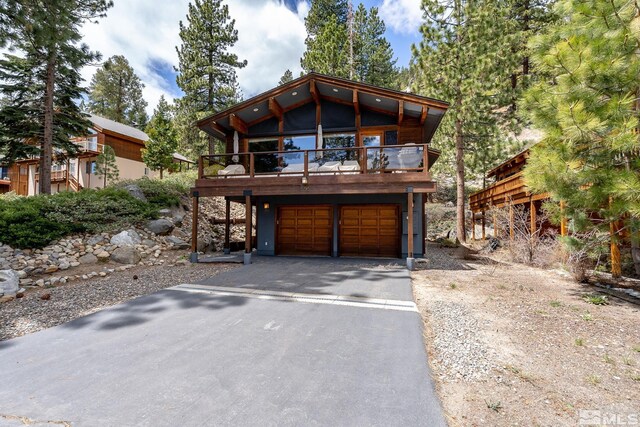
<box><xmin>40</xmin><ymin>53</ymin><xmax>55</xmax><ymax>195</ymax></box>
<box><xmin>455</xmin><ymin>113</ymin><xmax>466</xmax><ymax>243</ymax></box>
<box><xmin>160</xmin><ymin>167</ymin><xmax>164</xmax><ymax>179</ymax></box>
<box><xmin>208</xmin><ymin>134</ymin><xmax>216</xmax><ymax>155</ymax></box>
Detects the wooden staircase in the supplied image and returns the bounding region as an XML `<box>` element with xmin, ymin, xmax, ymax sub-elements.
<box><xmin>69</xmin><ymin>174</ymin><xmax>83</xmax><ymax>192</ymax></box>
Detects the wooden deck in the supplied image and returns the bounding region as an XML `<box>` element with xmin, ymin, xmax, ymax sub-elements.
<box><xmin>469</xmin><ymin>171</ymin><xmax>549</xmax><ymax>213</ymax></box>
<box><xmin>194</xmin><ymin>144</ymin><xmax>436</xmax><ymax>197</ymax></box>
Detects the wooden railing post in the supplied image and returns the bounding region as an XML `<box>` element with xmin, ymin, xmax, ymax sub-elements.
<box><xmin>304</xmin><ymin>151</ymin><xmax>309</xmax><ymax>177</ymax></box>
<box><xmin>362</xmin><ymin>146</ymin><xmax>368</xmax><ymax>174</ymax></box>
<box><xmin>249</xmin><ymin>153</ymin><xmax>255</xmax><ymax>178</ymax></box>
<box><xmin>198</xmin><ymin>156</ymin><xmax>203</xmax><ymax>179</ymax></box>
<box><xmin>423</xmin><ymin>144</ymin><xmax>429</xmax><ymax>175</ymax></box>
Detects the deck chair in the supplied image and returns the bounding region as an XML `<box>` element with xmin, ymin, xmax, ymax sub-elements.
<box><xmin>218</xmin><ymin>164</ymin><xmax>246</xmax><ymax>176</ymax></box>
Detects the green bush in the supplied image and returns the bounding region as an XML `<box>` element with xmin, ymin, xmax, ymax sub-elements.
<box><xmin>0</xmin><ymin>196</ymin><xmax>71</xmax><ymax>248</ymax></box>
<box><xmin>0</xmin><ymin>189</ymin><xmax>157</xmax><ymax>249</ymax></box>
<box><xmin>114</xmin><ymin>172</ymin><xmax>196</xmax><ymax>207</ymax></box>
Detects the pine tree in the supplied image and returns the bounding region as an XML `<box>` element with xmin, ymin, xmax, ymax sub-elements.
<box><xmin>352</xmin><ymin>5</ymin><xmax>397</xmax><ymax>88</ymax></box>
<box><xmin>0</xmin><ymin>0</ymin><xmax>111</xmax><ymax>195</ymax></box>
<box><xmin>87</xmin><ymin>55</ymin><xmax>148</xmax><ymax>129</ymax></box>
<box><xmin>522</xmin><ymin>0</ymin><xmax>640</xmax><ymax>276</ymax></box>
<box><xmin>143</xmin><ymin>96</ymin><xmax>178</xmax><ymax>179</ymax></box>
<box><xmin>175</xmin><ymin>0</ymin><xmax>246</xmax><ymax>155</ymax></box>
<box><xmin>412</xmin><ymin>0</ymin><xmax>518</xmax><ymax>242</ymax></box>
<box><xmin>94</xmin><ymin>144</ymin><xmax>119</xmax><ymax>187</ymax></box>
<box><xmin>304</xmin><ymin>0</ymin><xmax>348</xmax><ymax>37</ymax></box>
<box><xmin>278</xmin><ymin>69</ymin><xmax>293</xmax><ymax>85</ymax></box>
<box><xmin>301</xmin><ymin>14</ymin><xmax>350</xmax><ymax>77</ymax></box>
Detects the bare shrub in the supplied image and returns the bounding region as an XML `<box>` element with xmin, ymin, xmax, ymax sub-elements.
<box><xmin>490</xmin><ymin>203</ymin><xmax>559</xmax><ymax>267</ymax></box>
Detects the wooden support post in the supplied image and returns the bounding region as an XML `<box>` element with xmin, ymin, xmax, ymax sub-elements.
<box><xmin>611</xmin><ymin>219</ymin><xmax>621</xmax><ymax>278</ymax></box>
<box><xmin>66</xmin><ymin>159</ymin><xmax>70</xmax><ymax>191</ymax></box>
<box><xmin>493</xmin><ymin>210</ymin><xmax>498</xmax><ymax>238</ymax></box>
<box><xmin>530</xmin><ymin>200</ymin><xmax>536</xmax><ymax>236</ymax></box>
<box><xmin>224</xmin><ymin>198</ymin><xmax>231</xmax><ymax>254</ymax></box>
<box><xmin>245</xmin><ymin>194</ymin><xmax>252</xmax><ymax>254</ymax></box>
<box><xmin>560</xmin><ymin>201</ymin><xmax>568</xmax><ymax>237</ymax></box>
<box><xmin>481</xmin><ymin>211</ymin><xmax>486</xmax><ymax>240</ymax></box>
<box><xmin>509</xmin><ymin>203</ymin><xmax>514</xmax><ymax>241</ymax></box>
<box><xmin>190</xmin><ymin>192</ymin><xmax>199</xmax><ymax>262</ymax></box>
<box><xmin>472</xmin><ymin>212</ymin><xmax>476</xmax><ymax>241</ymax></box>
<box><xmin>407</xmin><ymin>192</ymin><xmax>414</xmax><ymax>259</ymax></box>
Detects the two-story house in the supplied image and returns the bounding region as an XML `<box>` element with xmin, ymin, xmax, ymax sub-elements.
<box><xmin>189</xmin><ymin>73</ymin><xmax>449</xmax><ymax>267</ymax></box>
<box><xmin>3</xmin><ymin>114</ymin><xmax>187</xmax><ymax>196</ymax></box>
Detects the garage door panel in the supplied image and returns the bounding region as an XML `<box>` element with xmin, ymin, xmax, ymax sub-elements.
<box><xmin>277</xmin><ymin>206</ymin><xmax>333</xmax><ymax>256</ymax></box>
<box><xmin>339</xmin><ymin>204</ymin><xmax>400</xmax><ymax>258</ymax></box>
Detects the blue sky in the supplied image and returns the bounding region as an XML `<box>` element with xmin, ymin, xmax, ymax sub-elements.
<box><xmin>77</xmin><ymin>0</ymin><xmax>424</xmax><ymax>114</ymax></box>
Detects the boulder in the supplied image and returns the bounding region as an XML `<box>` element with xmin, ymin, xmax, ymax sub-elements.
<box><xmin>78</xmin><ymin>253</ymin><xmax>98</xmax><ymax>264</ymax></box>
<box><xmin>110</xmin><ymin>229</ymin><xmax>142</xmax><ymax>247</ymax></box>
<box><xmin>124</xmin><ymin>184</ymin><xmax>147</xmax><ymax>202</ymax></box>
<box><xmin>0</xmin><ymin>269</ymin><xmax>19</xmax><ymax>296</ymax></box>
<box><xmin>86</xmin><ymin>235</ymin><xmax>105</xmax><ymax>246</ymax></box>
<box><xmin>166</xmin><ymin>236</ymin><xmax>190</xmax><ymax>250</ymax></box>
<box><xmin>147</xmin><ymin>219</ymin><xmax>174</xmax><ymax>236</ymax></box>
<box><xmin>110</xmin><ymin>247</ymin><xmax>141</xmax><ymax>265</ymax></box>
<box><xmin>96</xmin><ymin>251</ymin><xmax>111</xmax><ymax>261</ymax></box>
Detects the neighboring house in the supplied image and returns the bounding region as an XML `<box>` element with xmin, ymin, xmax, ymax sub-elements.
<box><xmin>3</xmin><ymin>114</ymin><xmax>188</xmax><ymax>196</ymax></box>
<box><xmin>469</xmin><ymin>146</ymin><xmax>551</xmax><ymax>240</ymax></box>
<box><xmin>0</xmin><ymin>162</ymin><xmax>10</xmax><ymax>194</ymax></box>
<box><xmin>190</xmin><ymin>73</ymin><xmax>449</xmax><ymax>264</ymax></box>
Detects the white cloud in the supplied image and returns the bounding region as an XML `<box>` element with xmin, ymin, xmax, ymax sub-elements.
<box><xmin>76</xmin><ymin>0</ymin><xmax>307</xmax><ymax>115</ymax></box>
<box><xmin>379</xmin><ymin>0</ymin><xmax>423</xmax><ymax>35</ymax></box>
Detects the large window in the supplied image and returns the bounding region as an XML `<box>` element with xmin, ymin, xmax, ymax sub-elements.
<box><xmin>248</xmin><ymin>138</ymin><xmax>278</xmax><ymax>173</ymax></box>
<box><xmin>283</xmin><ymin>135</ymin><xmax>315</xmax><ymax>165</ymax></box>
<box><xmin>322</xmin><ymin>133</ymin><xmax>356</xmax><ymax>162</ymax></box>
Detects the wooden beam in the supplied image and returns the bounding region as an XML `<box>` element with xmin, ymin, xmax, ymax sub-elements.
<box><xmin>353</xmin><ymin>90</ymin><xmax>360</xmax><ymax>115</ymax></box>
<box><xmin>191</xmin><ymin>194</ymin><xmax>199</xmax><ymax>254</ymax></box>
<box><xmin>229</xmin><ymin>114</ymin><xmax>248</xmax><ymax>135</ymax></box>
<box><xmin>224</xmin><ymin>198</ymin><xmax>231</xmax><ymax>253</ymax></box>
<box><xmin>407</xmin><ymin>192</ymin><xmax>414</xmax><ymax>258</ymax></box>
<box><xmin>398</xmin><ymin>100</ymin><xmax>404</xmax><ymax>125</ymax></box>
<box><xmin>310</xmin><ymin>79</ymin><xmax>320</xmax><ymax>105</ymax></box>
<box><xmin>493</xmin><ymin>210</ymin><xmax>498</xmax><ymax>238</ymax></box>
<box><xmin>472</xmin><ymin>213</ymin><xmax>476</xmax><ymax>241</ymax></box>
<box><xmin>481</xmin><ymin>211</ymin><xmax>486</xmax><ymax>240</ymax></box>
<box><xmin>208</xmin><ymin>121</ymin><xmax>228</xmax><ymax>138</ymax></box>
<box><xmin>560</xmin><ymin>200</ymin><xmax>568</xmax><ymax>237</ymax></box>
<box><xmin>269</xmin><ymin>97</ymin><xmax>283</xmax><ymax>120</ymax></box>
<box><xmin>245</xmin><ymin>195</ymin><xmax>252</xmax><ymax>254</ymax></box>
<box><xmin>420</xmin><ymin>106</ymin><xmax>428</xmax><ymax>126</ymax></box>
<box><xmin>530</xmin><ymin>200</ymin><xmax>536</xmax><ymax>236</ymax></box>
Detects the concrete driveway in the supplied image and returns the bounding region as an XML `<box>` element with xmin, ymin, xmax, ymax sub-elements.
<box><xmin>0</xmin><ymin>257</ymin><xmax>446</xmax><ymax>426</ymax></box>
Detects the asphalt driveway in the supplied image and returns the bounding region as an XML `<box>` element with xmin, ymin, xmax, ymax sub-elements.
<box><xmin>0</xmin><ymin>257</ymin><xmax>445</xmax><ymax>426</ymax></box>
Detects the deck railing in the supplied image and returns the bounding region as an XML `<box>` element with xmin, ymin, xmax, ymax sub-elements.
<box><xmin>199</xmin><ymin>143</ymin><xmax>430</xmax><ymax>179</ymax></box>
<box><xmin>35</xmin><ymin>170</ymin><xmax>68</xmax><ymax>182</ymax></box>
<box><xmin>75</xmin><ymin>138</ymin><xmax>104</xmax><ymax>153</ymax></box>
<box><xmin>469</xmin><ymin>171</ymin><xmax>529</xmax><ymax>211</ymax></box>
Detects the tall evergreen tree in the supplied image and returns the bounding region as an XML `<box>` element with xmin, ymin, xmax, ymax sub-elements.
<box><xmin>94</xmin><ymin>144</ymin><xmax>118</xmax><ymax>187</ymax></box>
<box><xmin>278</xmin><ymin>69</ymin><xmax>294</xmax><ymax>85</ymax></box>
<box><xmin>300</xmin><ymin>0</ymin><xmax>397</xmax><ymax>87</ymax></box>
<box><xmin>87</xmin><ymin>55</ymin><xmax>148</xmax><ymax>129</ymax></box>
<box><xmin>175</xmin><ymin>0</ymin><xmax>246</xmax><ymax>155</ymax></box>
<box><xmin>523</xmin><ymin>0</ymin><xmax>640</xmax><ymax>276</ymax></box>
<box><xmin>352</xmin><ymin>5</ymin><xmax>397</xmax><ymax>88</ymax></box>
<box><xmin>0</xmin><ymin>0</ymin><xmax>111</xmax><ymax>195</ymax></box>
<box><xmin>301</xmin><ymin>14</ymin><xmax>349</xmax><ymax>77</ymax></box>
<box><xmin>412</xmin><ymin>0</ymin><xmax>518</xmax><ymax>242</ymax></box>
<box><xmin>143</xmin><ymin>96</ymin><xmax>178</xmax><ymax>179</ymax></box>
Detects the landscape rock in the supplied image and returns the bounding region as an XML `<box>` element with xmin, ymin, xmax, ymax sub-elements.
<box><xmin>0</xmin><ymin>269</ymin><xmax>19</xmax><ymax>296</ymax></box>
<box><xmin>166</xmin><ymin>236</ymin><xmax>190</xmax><ymax>250</ymax></box>
<box><xmin>86</xmin><ymin>235</ymin><xmax>105</xmax><ymax>246</ymax></box>
<box><xmin>124</xmin><ymin>184</ymin><xmax>147</xmax><ymax>202</ymax></box>
<box><xmin>147</xmin><ymin>219</ymin><xmax>174</xmax><ymax>236</ymax></box>
<box><xmin>110</xmin><ymin>247</ymin><xmax>141</xmax><ymax>265</ymax></box>
<box><xmin>110</xmin><ymin>229</ymin><xmax>142</xmax><ymax>247</ymax></box>
<box><xmin>96</xmin><ymin>251</ymin><xmax>111</xmax><ymax>261</ymax></box>
<box><xmin>78</xmin><ymin>253</ymin><xmax>98</xmax><ymax>264</ymax></box>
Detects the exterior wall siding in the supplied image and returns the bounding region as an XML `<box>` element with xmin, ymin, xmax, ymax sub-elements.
<box><xmin>255</xmin><ymin>193</ymin><xmax>424</xmax><ymax>258</ymax></box>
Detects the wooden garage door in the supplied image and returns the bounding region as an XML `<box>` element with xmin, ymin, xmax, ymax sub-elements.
<box><xmin>276</xmin><ymin>206</ymin><xmax>333</xmax><ymax>256</ymax></box>
<box><xmin>339</xmin><ymin>205</ymin><xmax>400</xmax><ymax>258</ymax></box>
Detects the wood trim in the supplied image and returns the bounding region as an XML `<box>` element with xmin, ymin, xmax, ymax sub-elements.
<box><xmin>269</xmin><ymin>97</ymin><xmax>283</xmax><ymax>120</ymax></box>
<box><xmin>398</xmin><ymin>101</ymin><xmax>404</xmax><ymax>125</ymax></box>
<box><xmin>310</xmin><ymin>79</ymin><xmax>320</xmax><ymax>105</ymax></box>
<box><xmin>420</xmin><ymin>106</ymin><xmax>428</xmax><ymax>126</ymax></box>
<box><xmin>230</xmin><ymin>114</ymin><xmax>248</xmax><ymax>135</ymax></box>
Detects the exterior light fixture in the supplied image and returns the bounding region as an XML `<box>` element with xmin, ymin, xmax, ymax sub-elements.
<box><xmin>253</xmin><ymin>107</ymin><xmax>259</xmax><ymax>112</ymax></box>
<box><xmin>292</xmin><ymin>91</ymin><xmax>298</xmax><ymax>96</ymax></box>
<box><xmin>375</xmin><ymin>98</ymin><xmax>381</xmax><ymax>102</ymax></box>
<box><xmin>333</xmin><ymin>88</ymin><xmax>339</xmax><ymax>92</ymax></box>
<box><xmin>263</xmin><ymin>202</ymin><xmax>270</xmax><ymax>210</ymax></box>
<box><xmin>302</xmin><ymin>177</ymin><xmax>308</xmax><ymax>185</ymax></box>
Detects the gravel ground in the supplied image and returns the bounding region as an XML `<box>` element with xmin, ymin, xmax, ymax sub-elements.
<box><xmin>428</xmin><ymin>301</ymin><xmax>494</xmax><ymax>381</ymax></box>
<box><xmin>0</xmin><ymin>258</ymin><xmax>237</xmax><ymax>341</ymax></box>
<box><xmin>413</xmin><ymin>243</ymin><xmax>640</xmax><ymax>426</ymax></box>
